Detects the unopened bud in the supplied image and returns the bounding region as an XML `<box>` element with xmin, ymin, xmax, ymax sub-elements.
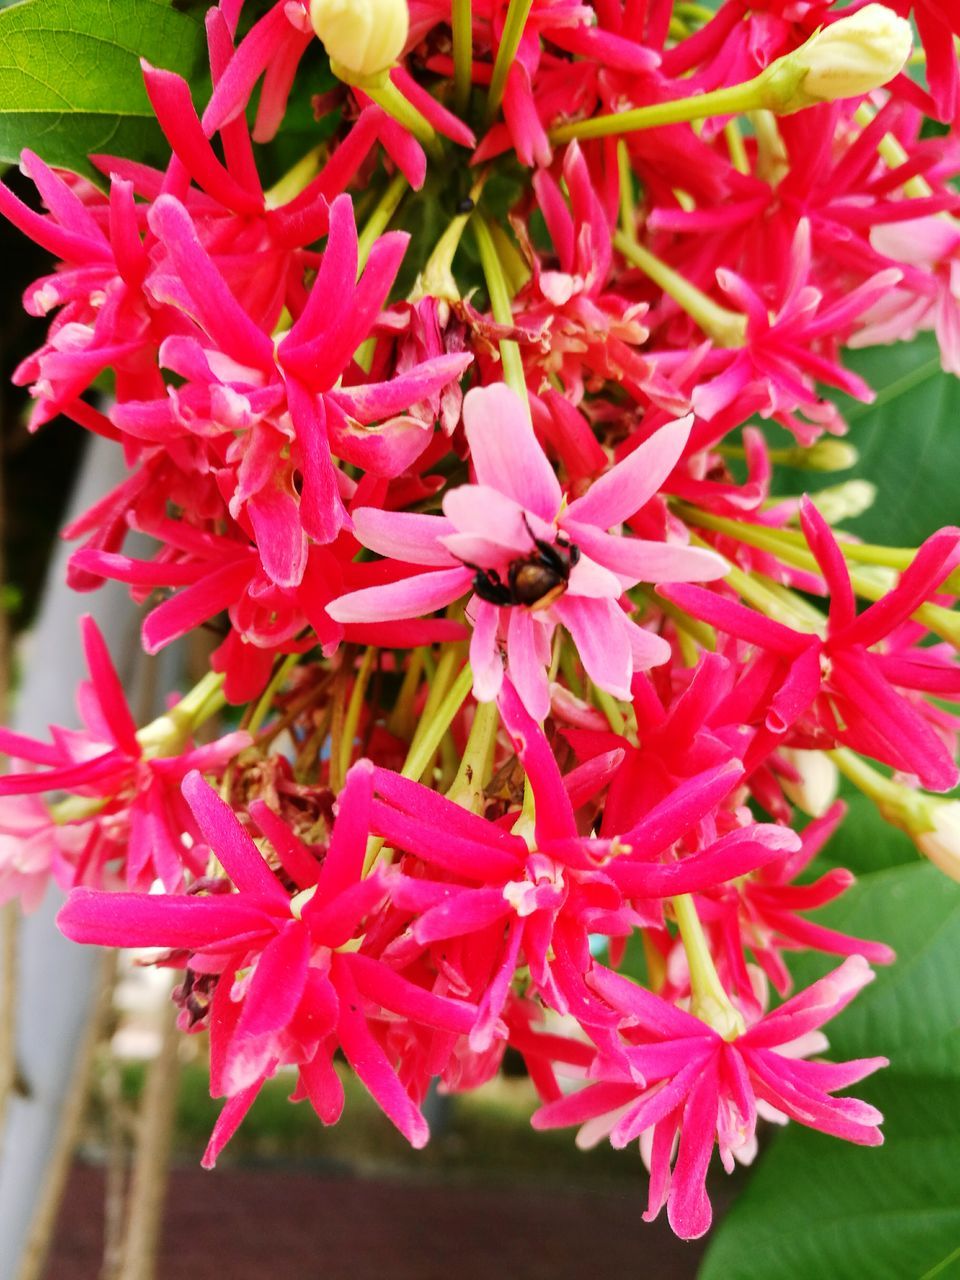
<box><xmin>785</xmin><ymin>439</ymin><xmax>859</xmax><ymax>473</ymax></box>
<box><xmin>780</xmin><ymin>748</ymin><xmax>839</xmax><ymax>817</ymax></box>
<box><xmin>809</xmin><ymin>479</ymin><xmax>877</xmax><ymax>524</ymax></box>
<box><xmin>914</xmin><ymin>800</ymin><xmax>960</xmax><ymax>883</ymax></box>
<box><xmin>762</xmin><ymin>5</ymin><xmax>912</xmax><ymax>114</ymax></box>
<box><xmin>310</xmin><ymin>0</ymin><xmax>409</xmax><ymax>80</ymax></box>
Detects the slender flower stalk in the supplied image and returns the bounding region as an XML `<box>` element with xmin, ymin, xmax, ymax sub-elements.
<box><xmin>486</xmin><ymin>0</ymin><xmax>535</xmax><ymax>122</ymax></box>
<box><xmin>473</xmin><ymin>215</ymin><xmax>529</xmax><ymax>404</ymax></box>
<box><xmin>552</xmin><ymin>5</ymin><xmax>911</xmax><ymax>143</ymax></box>
<box><xmin>452</xmin><ymin>0</ymin><xmax>473</xmax><ymax>114</ymax></box>
<box><xmin>614</xmin><ymin>231</ymin><xmax>747</xmax><ymax>348</ymax></box>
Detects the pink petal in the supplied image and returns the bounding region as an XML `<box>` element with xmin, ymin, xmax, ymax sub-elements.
<box><xmin>235</xmin><ymin>919</ymin><xmax>310</xmax><ymax>1040</ymax></box>
<box><xmin>201</xmin><ymin>1083</ymin><xmax>262</xmax><ymax>1169</ymax></box>
<box><xmin>469</xmin><ymin>598</ymin><xmax>505</xmax><ymax>702</ymax></box>
<box><xmin>182</xmin><ymin>771</ymin><xmax>290</xmax><ymax>907</ymax></box>
<box><xmin>564</xmin><ymin>417</ymin><xmax>693</xmax><ymax>529</ymax></box>
<box><xmin>57</xmin><ymin>888</ymin><xmax>275</xmax><ymax>950</ymax></box>
<box><xmin>79</xmin><ymin>617</ymin><xmax>139</xmax><ymax>756</ymax></box>
<box><xmin>352</xmin><ymin>508</ymin><xmax>457</xmax><ymax>566</ymax></box>
<box><xmin>666</xmin><ymin>1061</ymin><xmax>719</xmax><ymax>1240</ymax></box>
<box><xmin>568</xmin><ymin>523</ymin><xmax>727</xmax><ymax>588</ymax></box>
<box><xmin>332</xmin><ymin>953</ymin><xmax>430</xmax><ymax>1148</ymax></box>
<box><xmin>499</xmin><ymin>677</ymin><xmax>577</xmax><ymax>841</ymax></box>
<box><xmin>506</xmin><ymin>608</ymin><xmax>552</xmax><ymax>722</ymax></box>
<box><xmin>554</xmin><ymin>596</ymin><xmax>632</xmax><ymax>699</ymax></box>
<box><xmin>343</xmin><ymin>951</ymin><xmax>477</xmax><ymax>1033</ymax></box>
<box><xmin>462</xmin><ymin>384</ymin><xmax>562</xmax><ymax>522</ymax></box>
<box><xmin>316</xmin><ymin>759</ymin><xmax>373</xmax><ymax>899</ymax></box>
<box><xmin>744</xmin><ymin>956</ymin><xmax>876</xmax><ymax>1049</ymax></box>
<box><xmin>147</xmin><ymin>196</ymin><xmax>274</xmax><ymax>371</ymax></box>
<box><xmin>326</xmin><ymin>567</ymin><xmax>473</xmax><ymax>623</ymax></box>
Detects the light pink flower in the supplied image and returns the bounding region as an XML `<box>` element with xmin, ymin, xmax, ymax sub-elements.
<box><xmin>328</xmin><ymin>383</ymin><xmax>726</xmax><ymax>719</ymax></box>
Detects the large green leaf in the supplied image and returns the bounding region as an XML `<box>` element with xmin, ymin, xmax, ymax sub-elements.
<box><xmin>699</xmin><ymin>863</ymin><xmax>960</xmax><ymax>1280</ymax></box>
<box><xmin>772</xmin><ymin>334</ymin><xmax>960</xmax><ymax>547</ymax></box>
<box><xmin>0</xmin><ymin>0</ymin><xmax>204</xmax><ymax>176</ymax></box>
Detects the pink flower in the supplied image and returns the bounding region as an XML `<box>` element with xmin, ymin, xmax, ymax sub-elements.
<box><xmin>58</xmin><ymin>761</ymin><xmax>479</xmax><ymax>1162</ymax></box>
<box><xmin>532</xmin><ymin>955</ymin><xmax>887</xmax><ymax>1239</ymax></box>
<box><xmin>689</xmin><ymin>220</ymin><xmax>902</xmax><ymax>441</ymax></box>
<box><xmin>0</xmin><ymin>617</ymin><xmax>249</xmax><ymax>890</ymax></box>
<box><xmin>328</xmin><ymin>383</ymin><xmax>726</xmax><ymax>719</ymax></box>
<box><xmin>665</xmin><ymin>497</ymin><xmax>960</xmax><ymax>792</ymax></box>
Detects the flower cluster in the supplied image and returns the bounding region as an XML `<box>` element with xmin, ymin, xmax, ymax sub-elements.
<box><xmin>2</xmin><ymin>0</ymin><xmax>960</xmax><ymax>1244</ymax></box>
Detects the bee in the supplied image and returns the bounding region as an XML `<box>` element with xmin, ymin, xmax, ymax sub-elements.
<box><xmin>466</xmin><ymin>516</ymin><xmax>580</xmax><ymax>611</ymax></box>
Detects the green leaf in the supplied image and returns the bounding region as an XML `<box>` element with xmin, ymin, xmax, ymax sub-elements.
<box><xmin>699</xmin><ymin>863</ymin><xmax>960</xmax><ymax>1280</ymax></box>
<box><xmin>0</xmin><ymin>0</ymin><xmax>204</xmax><ymax>176</ymax></box>
<box><xmin>699</xmin><ymin>1074</ymin><xmax>960</xmax><ymax>1280</ymax></box>
<box><xmin>817</xmin><ymin>789</ymin><xmax>919</xmax><ymax>875</ymax></box>
<box><xmin>771</xmin><ymin>334</ymin><xmax>960</xmax><ymax>547</ymax></box>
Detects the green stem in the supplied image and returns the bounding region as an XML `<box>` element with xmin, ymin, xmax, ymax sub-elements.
<box><xmin>136</xmin><ymin>671</ymin><xmax>226</xmax><ymax>759</ymax></box>
<box><xmin>446</xmin><ymin>699</ymin><xmax>500</xmax><ymax>813</ymax></box>
<box><xmin>338</xmin><ymin>647</ymin><xmax>376</xmax><ymax>782</ymax></box>
<box><xmin>357</xmin><ymin>172</ymin><xmax>408</xmax><ymax>270</ymax></box>
<box><xmin>550</xmin><ymin>57</ymin><xmax>806</xmax><ymax>144</ymax></box>
<box><xmin>613</xmin><ymin>230</ymin><xmax>747</xmax><ymax>348</ymax></box>
<box><xmin>854</xmin><ymin>103</ymin><xmax>932</xmax><ymax>199</ymax></box>
<box><xmin>362</xmin><ymin>663</ymin><xmax>474</xmax><ymax>876</ymax></box>
<box><xmin>403</xmin><ymin>663</ymin><xmax>473</xmax><ymax>783</ymax></box>
<box><xmin>452</xmin><ymin>0</ymin><xmax>474</xmax><ymax>114</ymax></box>
<box><xmin>616</xmin><ymin>139</ymin><xmax>636</xmax><ymax>236</ymax></box>
<box><xmin>486</xmin><ymin>0</ymin><xmax>534</xmax><ymax>122</ymax></box>
<box><xmin>828</xmin><ymin>746</ymin><xmax>932</xmax><ymax>832</ymax></box>
<box><xmin>673</xmin><ymin>894</ymin><xmax>745</xmax><ymax>1039</ymax></box>
<box><xmin>592</xmin><ymin>685</ymin><xmax>626</xmax><ymax>737</ymax></box>
<box><xmin>247</xmin><ymin>654</ymin><xmax>299</xmax><ymax>738</ymax></box>
<box><xmin>334</xmin><ymin>64</ymin><xmax>443</xmax><ymax>160</ymax></box>
<box><xmin>265</xmin><ymin>144</ymin><xmax>325</xmax><ymax>208</ymax></box>
<box><xmin>679</xmin><ymin>505</ymin><xmax>960</xmax><ymax>646</ymax></box>
<box><xmin>388</xmin><ymin>647</ymin><xmax>426</xmax><ymax>740</ymax></box>
<box><xmin>473</xmin><ymin>215</ymin><xmax>528</xmax><ymax>406</ymax></box>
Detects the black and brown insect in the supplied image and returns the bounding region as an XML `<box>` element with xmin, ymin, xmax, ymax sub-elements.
<box><xmin>465</xmin><ymin>515</ymin><xmax>580</xmax><ymax>611</ymax></box>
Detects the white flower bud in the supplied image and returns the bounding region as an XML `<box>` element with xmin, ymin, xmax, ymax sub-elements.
<box><xmin>808</xmin><ymin>479</ymin><xmax>877</xmax><ymax>524</ymax></box>
<box><xmin>762</xmin><ymin>4</ymin><xmax>912</xmax><ymax>114</ymax></box>
<box><xmin>798</xmin><ymin>5</ymin><xmax>913</xmax><ymax>102</ymax></box>
<box><xmin>780</xmin><ymin>748</ymin><xmax>839</xmax><ymax>818</ymax></box>
<box><xmin>310</xmin><ymin>0</ymin><xmax>409</xmax><ymax>80</ymax></box>
<box><xmin>915</xmin><ymin>800</ymin><xmax>960</xmax><ymax>883</ymax></box>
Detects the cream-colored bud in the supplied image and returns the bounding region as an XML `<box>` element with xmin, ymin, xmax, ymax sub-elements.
<box><xmin>799</xmin><ymin>5</ymin><xmax>913</xmax><ymax>101</ymax></box>
<box><xmin>808</xmin><ymin>479</ymin><xmax>877</xmax><ymax>524</ymax></box>
<box><xmin>789</xmin><ymin>439</ymin><xmax>859</xmax><ymax>473</ymax></box>
<box><xmin>915</xmin><ymin>800</ymin><xmax>960</xmax><ymax>883</ymax></box>
<box><xmin>310</xmin><ymin>0</ymin><xmax>409</xmax><ymax>80</ymax></box>
<box><xmin>762</xmin><ymin>5</ymin><xmax>912</xmax><ymax>114</ymax></box>
<box><xmin>780</xmin><ymin>748</ymin><xmax>839</xmax><ymax>818</ymax></box>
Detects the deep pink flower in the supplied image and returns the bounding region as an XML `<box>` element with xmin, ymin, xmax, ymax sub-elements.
<box><xmin>58</xmin><ymin>761</ymin><xmax>479</xmax><ymax>1160</ymax></box>
<box><xmin>665</xmin><ymin>498</ymin><xmax>960</xmax><ymax>791</ymax></box>
<box><xmin>532</xmin><ymin>956</ymin><xmax>887</xmax><ymax>1239</ymax></box>
<box><xmin>329</xmin><ymin>383</ymin><xmax>726</xmax><ymax>719</ymax></box>
<box><xmin>367</xmin><ymin>679</ymin><xmax>796</xmax><ymax>1047</ymax></box>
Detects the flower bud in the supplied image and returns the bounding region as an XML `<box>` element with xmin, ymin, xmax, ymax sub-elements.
<box><xmin>780</xmin><ymin>748</ymin><xmax>839</xmax><ymax>818</ymax></box>
<box><xmin>914</xmin><ymin>800</ymin><xmax>960</xmax><ymax>883</ymax></box>
<box><xmin>808</xmin><ymin>479</ymin><xmax>877</xmax><ymax>524</ymax></box>
<box><xmin>786</xmin><ymin>439</ymin><xmax>859</xmax><ymax>473</ymax></box>
<box><xmin>310</xmin><ymin>0</ymin><xmax>409</xmax><ymax>80</ymax></box>
<box><xmin>798</xmin><ymin>5</ymin><xmax>913</xmax><ymax>101</ymax></box>
<box><xmin>762</xmin><ymin>4</ymin><xmax>912</xmax><ymax>114</ymax></box>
